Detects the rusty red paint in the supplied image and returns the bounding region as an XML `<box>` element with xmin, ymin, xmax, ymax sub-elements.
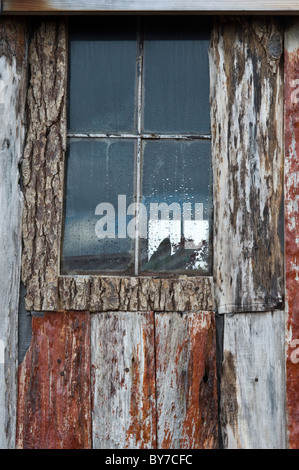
<box><xmin>155</xmin><ymin>312</ymin><xmax>218</xmax><ymax>449</ymax></box>
<box><xmin>284</xmin><ymin>41</ymin><xmax>299</xmax><ymax>449</ymax></box>
<box><xmin>4</xmin><ymin>0</ymin><xmax>56</xmax><ymax>12</ymax></box>
<box><xmin>16</xmin><ymin>312</ymin><xmax>91</xmax><ymax>449</ymax></box>
<box><xmin>125</xmin><ymin>314</ymin><xmax>157</xmax><ymax>448</ymax></box>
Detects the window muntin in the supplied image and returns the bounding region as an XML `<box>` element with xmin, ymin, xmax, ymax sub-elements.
<box><xmin>62</xmin><ymin>16</ymin><xmax>212</xmax><ymax>276</ymax></box>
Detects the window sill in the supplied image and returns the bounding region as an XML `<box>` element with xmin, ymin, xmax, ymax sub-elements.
<box><xmin>57</xmin><ymin>274</ymin><xmax>214</xmax><ymax>312</ymax></box>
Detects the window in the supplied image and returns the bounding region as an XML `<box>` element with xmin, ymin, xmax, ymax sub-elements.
<box><xmin>61</xmin><ymin>16</ymin><xmax>212</xmax><ymax>277</ymax></box>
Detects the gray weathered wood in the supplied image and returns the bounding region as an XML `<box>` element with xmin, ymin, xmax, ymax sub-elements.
<box><xmin>91</xmin><ymin>312</ymin><xmax>156</xmax><ymax>449</ymax></box>
<box><xmin>209</xmin><ymin>16</ymin><xmax>284</xmax><ymax>314</ymax></box>
<box><xmin>4</xmin><ymin>0</ymin><xmax>299</xmax><ymax>13</ymax></box>
<box><xmin>155</xmin><ymin>312</ymin><xmax>218</xmax><ymax>449</ymax></box>
<box><xmin>0</xmin><ymin>17</ymin><xmax>28</xmax><ymax>449</ymax></box>
<box><xmin>220</xmin><ymin>311</ymin><xmax>286</xmax><ymax>449</ymax></box>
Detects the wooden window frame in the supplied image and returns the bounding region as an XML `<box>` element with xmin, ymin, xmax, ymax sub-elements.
<box><xmin>21</xmin><ymin>14</ymin><xmax>284</xmax><ymax>316</ymax></box>
<box><xmin>21</xmin><ymin>16</ymin><xmax>214</xmax><ymax>313</ymax></box>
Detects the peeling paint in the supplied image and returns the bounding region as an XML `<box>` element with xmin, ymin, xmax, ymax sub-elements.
<box><xmin>91</xmin><ymin>312</ymin><xmax>156</xmax><ymax>449</ymax></box>
<box><xmin>155</xmin><ymin>312</ymin><xmax>218</xmax><ymax>449</ymax></box>
<box><xmin>210</xmin><ymin>16</ymin><xmax>284</xmax><ymax>314</ymax></box>
<box><xmin>284</xmin><ymin>20</ymin><xmax>299</xmax><ymax>450</ymax></box>
<box><xmin>16</xmin><ymin>312</ymin><xmax>92</xmax><ymax>449</ymax></box>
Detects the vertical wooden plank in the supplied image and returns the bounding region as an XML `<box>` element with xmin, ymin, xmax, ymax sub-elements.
<box><xmin>0</xmin><ymin>17</ymin><xmax>27</xmax><ymax>449</ymax></box>
<box><xmin>155</xmin><ymin>312</ymin><xmax>218</xmax><ymax>449</ymax></box>
<box><xmin>16</xmin><ymin>312</ymin><xmax>92</xmax><ymax>449</ymax></box>
<box><xmin>21</xmin><ymin>18</ymin><xmax>66</xmax><ymax>312</ymax></box>
<box><xmin>91</xmin><ymin>312</ymin><xmax>156</xmax><ymax>449</ymax></box>
<box><xmin>220</xmin><ymin>312</ymin><xmax>286</xmax><ymax>449</ymax></box>
<box><xmin>284</xmin><ymin>19</ymin><xmax>299</xmax><ymax>449</ymax></box>
<box><xmin>209</xmin><ymin>16</ymin><xmax>284</xmax><ymax>314</ymax></box>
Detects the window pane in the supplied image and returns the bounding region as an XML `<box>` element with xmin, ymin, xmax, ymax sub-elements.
<box><xmin>68</xmin><ymin>17</ymin><xmax>137</xmax><ymax>133</ymax></box>
<box><xmin>143</xmin><ymin>17</ymin><xmax>211</xmax><ymax>135</ymax></box>
<box><xmin>140</xmin><ymin>140</ymin><xmax>212</xmax><ymax>274</ymax></box>
<box><xmin>61</xmin><ymin>138</ymin><xmax>135</xmax><ymax>274</ymax></box>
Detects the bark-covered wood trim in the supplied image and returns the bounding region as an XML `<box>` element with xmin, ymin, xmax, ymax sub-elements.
<box><xmin>21</xmin><ymin>18</ymin><xmax>67</xmax><ymax>312</ymax></box>
<box><xmin>0</xmin><ymin>16</ymin><xmax>28</xmax><ymax>449</ymax></box>
<box><xmin>58</xmin><ymin>276</ymin><xmax>214</xmax><ymax>312</ymax></box>
<box><xmin>284</xmin><ymin>18</ymin><xmax>299</xmax><ymax>450</ymax></box>
<box><xmin>210</xmin><ymin>16</ymin><xmax>284</xmax><ymax>314</ymax></box>
<box><xmin>4</xmin><ymin>0</ymin><xmax>299</xmax><ymax>14</ymax></box>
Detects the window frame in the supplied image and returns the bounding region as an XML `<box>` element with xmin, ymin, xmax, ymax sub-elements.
<box><xmin>21</xmin><ymin>13</ymin><xmax>284</xmax><ymax>315</ymax></box>
<box><xmin>21</xmin><ymin>15</ymin><xmax>214</xmax><ymax>313</ymax></box>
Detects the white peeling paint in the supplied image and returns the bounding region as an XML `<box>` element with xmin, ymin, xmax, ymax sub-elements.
<box><xmin>0</xmin><ymin>341</ymin><xmax>4</xmax><ymax>365</ymax></box>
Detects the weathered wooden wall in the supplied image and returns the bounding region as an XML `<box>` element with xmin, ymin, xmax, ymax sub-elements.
<box><xmin>16</xmin><ymin>311</ymin><xmax>218</xmax><ymax>449</ymax></box>
<box><xmin>210</xmin><ymin>16</ymin><xmax>287</xmax><ymax>449</ymax></box>
<box><xmin>0</xmin><ymin>14</ymin><xmax>295</xmax><ymax>450</ymax></box>
<box><xmin>284</xmin><ymin>19</ymin><xmax>299</xmax><ymax>449</ymax></box>
<box><xmin>0</xmin><ymin>17</ymin><xmax>27</xmax><ymax>449</ymax></box>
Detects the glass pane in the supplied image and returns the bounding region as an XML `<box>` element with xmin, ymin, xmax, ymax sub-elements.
<box><xmin>140</xmin><ymin>140</ymin><xmax>212</xmax><ymax>274</ymax></box>
<box><xmin>61</xmin><ymin>138</ymin><xmax>135</xmax><ymax>274</ymax></box>
<box><xmin>143</xmin><ymin>17</ymin><xmax>211</xmax><ymax>135</ymax></box>
<box><xmin>68</xmin><ymin>17</ymin><xmax>137</xmax><ymax>134</ymax></box>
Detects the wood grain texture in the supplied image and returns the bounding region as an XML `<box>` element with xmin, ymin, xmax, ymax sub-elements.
<box><xmin>210</xmin><ymin>16</ymin><xmax>284</xmax><ymax>314</ymax></box>
<box><xmin>220</xmin><ymin>311</ymin><xmax>286</xmax><ymax>449</ymax></box>
<box><xmin>155</xmin><ymin>312</ymin><xmax>218</xmax><ymax>449</ymax></box>
<box><xmin>16</xmin><ymin>312</ymin><xmax>92</xmax><ymax>449</ymax></box>
<box><xmin>0</xmin><ymin>17</ymin><xmax>28</xmax><ymax>449</ymax></box>
<box><xmin>59</xmin><ymin>276</ymin><xmax>214</xmax><ymax>312</ymax></box>
<box><xmin>21</xmin><ymin>18</ymin><xmax>67</xmax><ymax>312</ymax></box>
<box><xmin>284</xmin><ymin>19</ymin><xmax>299</xmax><ymax>450</ymax></box>
<box><xmin>91</xmin><ymin>312</ymin><xmax>156</xmax><ymax>449</ymax></box>
<box><xmin>4</xmin><ymin>0</ymin><xmax>299</xmax><ymax>13</ymax></box>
